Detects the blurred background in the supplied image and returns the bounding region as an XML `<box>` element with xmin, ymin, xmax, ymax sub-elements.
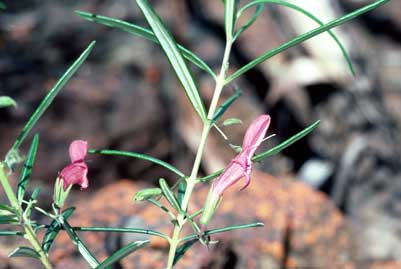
<box><xmin>1</xmin><ymin>0</ymin><xmax>401</xmax><ymax>268</ymax></box>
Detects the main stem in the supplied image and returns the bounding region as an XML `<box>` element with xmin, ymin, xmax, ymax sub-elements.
<box><xmin>0</xmin><ymin>163</ymin><xmax>53</xmax><ymax>269</ymax></box>
<box><xmin>166</xmin><ymin>40</ymin><xmax>232</xmax><ymax>269</ymax></box>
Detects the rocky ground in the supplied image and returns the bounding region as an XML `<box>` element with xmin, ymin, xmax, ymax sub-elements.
<box><xmin>1</xmin><ymin>0</ymin><xmax>401</xmax><ymax>268</ymax></box>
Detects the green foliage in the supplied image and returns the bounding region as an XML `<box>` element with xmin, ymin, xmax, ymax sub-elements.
<box><xmin>9</xmin><ymin>42</ymin><xmax>95</xmax><ymax>153</ymax></box>
<box><xmin>173</xmin><ymin>239</ymin><xmax>198</xmax><ymax>265</ymax></box>
<box><xmin>212</xmin><ymin>90</ymin><xmax>242</xmax><ymax>122</ymax></box>
<box><xmin>42</xmin><ymin>207</ymin><xmax>75</xmax><ymax>253</ymax></box>
<box><xmin>88</xmin><ymin>149</ymin><xmax>185</xmax><ymax>177</ymax></box>
<box><xmin>223</xmin><ymin>118</ymin><xmax>242</xmax><ymax>126</ymax></box>
<box><xmin>8</xmin><ymin>247</ymin><xmax>40</xmax><ymax>260</ymax></box>
<box><xmin>181</xmin><ymin>222</ymin><xmax>264</xmax><ymax>242</ymax></box>
<box><xmin>159</xmin><ymin>178</ymin><xmax>182</xmax><ymax>213</ymax></box>
<box><xmin>76</xmin><ymin>11</ymin><xmax>215</xmax><ymax>79</ymax></box>
<box><xmin>136</xmin><ymin>0</ymin><xmax>207</xmax><ymax>121</ymax></box>
<box><xmin>133</xmin><ymin>188</ymin><xmax>162</xmax><ymax>202</ymax></box>
<box><xmin>94</xmin><ymin>241</ymin><xmax>150</xmax><ymax>269</ymax></box>
<box><xmin>226</xmin><ymin>0</ymin><xmax>389</xmax><ymax>83</ymax></box>
<box><xmin>233</xmin><ymin>4</ymin><xmax>263</xmax><ymax>41</ymax></box>
<box><xmin>17</xmin><ymin>135</ymin><xmax>39</xmax><ymax>203</ymax></box>
<box><xmin>236</xmin><ymin>0</ymin><xmax>355</xmax><ymax>75</ymax></box>
<box><xmin>0</xmin><ymin>96</ymin><xmax>16</xmax><ymax>108</ymax></box>
<box><xmin>224</xmin><ymin>0</ymin><xmax>237</xmax><ymax>40</ymax></box>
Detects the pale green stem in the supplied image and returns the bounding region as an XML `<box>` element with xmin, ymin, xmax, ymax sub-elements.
<box><xmin>166</xmin><ymin>39</ymin><xmax>233</xmax><ymax>269</ymax></box>
<box><xmin>23</xmin><ymin>222</ymin><xmax>53</xmax><ymax>269</ymax></box>
<box><xmin>0</xmin><ymin>162</ymin><xmax>53</xmax><ymax>269</ymax></box>
<box><xmin>0</xmin><ymin>163</ymin><xmax>20</xmax><ymax>209</ymax></box>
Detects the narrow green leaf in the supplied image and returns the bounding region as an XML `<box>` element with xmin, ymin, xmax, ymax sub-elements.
<box><xmin>71</xmin><ymin>227</ymin><xmax>169</xmax><ymax>241</ymax></box>
<box><xmin>0</xmin><ymin>96</ymin><xmax>16</xmax><ymax>108</ymax></box>
<box><xmin>253</xmin><ymin>120</ymin><xmax>320</xmax><ymax>162</ymax></box>
<box><xmin>75</xmin><ymin>11</ymin><xmax>216</xmax><ymax>79</ymax></box>
<box><xmin>0</xmin><ymin>213</ymin><xmax>18</xmax><ymax>224</ymax></box>
<box><xmin>95</xmin><ymin>241</ymin><xmax>149</xmax><ymax>269</ymax></box>
<box><xmin>177</xmin><ymin>181</ymin><xmax>186</xmax><ymax>207</ymax></box>
<box><xmin>88</xmin><ymin>149</ymin><xmax>185</xmax><ymax>177</ymax></box>
<box><xmin>225</xmin><ymin>0</ymin><xmax>237</xmax><ymax>40</ymax></box>
<box><xmin>8</xmin><ymin>247</ymin><xmax>40</xmax><ymax>259</ymax></box>
<box><xmin>146</xmin><ymin>198</ymin><xmax>175</xmax><ymax>219</ymax></box>
<box><xmin>136</xmin><ymin>0</ymin><xmax>207</xmax><ymax>121</ymax></box>
<box><xmin>42</xmin><ymin>207</ymin><xmax>75</xmax><ymax>253</ymax></box>
<box><xmin>233</xmin><ymin>4</ymin><xmax>263</xmax><ymax>41</ymax></box>
<box><xmin>199</xmin><ymin>120</ymin><xmax>320</xmax><ymax>183</ymax></box>
<box><xmin>30</xmin><ymin>187</ymin><xmax>41</xmax><ymax>200</ymax></box>
<box><xmin>159</xmin><ymin>178</ymin><xmax>181</xmax><ymax>212</ymax></box>
<box><xmin>60</xmin><ymin>217</ymin><xmax>100</xmax><ymax>268</ymax></box>
<box><xmin>212</xmin><ymin>90</ymin><xmax>241</xmax><ymax>122</ymax></box>
<box><xmin>236</xmin><ymin>0</ymin><xmax>355</xmax><ymax>75</ymax></box>
<box><xmin>17</xmin><ymin>134</ymin><xmax>39</xmax><ymax>203</ymax></box>
<box><xmin>223</xmin><ymin>118</ymin><xmax>242</xmax><ymax>126</ymax></box>
<box><xmin>0</xmin><ymin>231</ymin><xmax>23</xmax><ymax>236</ymax></box>
<box><xmin>181</xmin><ymin>222</ymin><xmax>264</xmax><ymax>242</ymax></box>
<box><xmin>173</xmin><ymin>239</ymin><xmax>198</xmax><ymax>266</ymax></box>
<box><xmin>0</xmin><ymin>203</ymin><xmax>16</xmax><ymax>214</ymax></box>
<box><xmin>226</xmin><ymin>0</ymin><xmax>389</xmax><ymax>83</ymax></box>
<box><xmin>10</xmin><ymin>41</ymin><xmax>95</xmax><ymax>152</ymax></box>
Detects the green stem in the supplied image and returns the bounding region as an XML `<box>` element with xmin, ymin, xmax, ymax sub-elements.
<box><xmin>23</xmin><ymin>222</ymin><xmax>53</xmax><ymax>269</ymax></box>
<box><xmin>165</xmin><ymin>39</ymin><xmax>233</xmax><ymax>269</ymax></box>
<box><xmin>0</xmin><ymin>163</ymin><xmax>53</xmax><ymax>269</ymax></box>
<box><xmin>0</xmin><ymin>163</ymin><xmax>20</xmax><ymax>209</ymax></box>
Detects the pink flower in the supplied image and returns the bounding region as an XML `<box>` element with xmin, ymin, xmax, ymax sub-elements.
<box><xmin>200</xmin><ymin>115</ymin><xmax>271</xmax><ymax>225</ymax></box>
<box><xmin>213</xmin><ymin>114</ymin><xmax>270</xmax><ymax>195</ymax></box>
<box><xmin>59</xmin><ymin>140</ymin><xmax>89</xmax><ymax>190</ymax></box>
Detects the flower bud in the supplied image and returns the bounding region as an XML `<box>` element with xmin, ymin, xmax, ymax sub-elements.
<box><xmin>133</xmin><ymin>188</ymin><xmax>162</xmax><ymax>202</ymax></box>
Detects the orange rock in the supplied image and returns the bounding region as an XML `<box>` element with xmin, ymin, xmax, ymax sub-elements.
<box><xmin>50</xmin><ymin>171</ymin><xmax>361</xmax><ymax>269</ymax></box>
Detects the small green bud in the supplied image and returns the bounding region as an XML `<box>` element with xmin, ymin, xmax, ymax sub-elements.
<box><xmin>133</xmin><ymin>188</ymin><xmax>162</xmax><ymax>202</ymax></box>
<box><xmin>53</xmin><ymin>177</ymin><xmax>72</xmax><ymax>208</ymax></box>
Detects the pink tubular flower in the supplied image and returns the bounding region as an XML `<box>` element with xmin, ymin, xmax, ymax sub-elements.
<box><xmin>213</xmin><ymin>114</ymin><xmax>270</xmax><ymax>195</ymax></box>
<box><xmin>200</xmin><ymin>115</ymin><xmax>271</xmax><ymax>225</ymax></box>
<box><xmin>59</xmin><ymin>140</ymin><xmax>89</xmax><ymax>190</ymax></box>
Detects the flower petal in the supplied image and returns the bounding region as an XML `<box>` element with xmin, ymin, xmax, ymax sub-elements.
<box><xmin>60</xmin><ymin>161</ymin><xmax>89</xmax><ymax>190</ymax></box>
<box><xmin>69</xmin><ymin>140</ymin><xmax>88</xmax><ymax>163</ymax></box>
<box><xmin>242</xmin><ymin>115</ymin><xmax>270</xmax><ymax>152</ymax></box>
<box><xmin>213</xmin><ymin>160</ymin><xmax>246</xmax><ymax>196</ymax></box>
